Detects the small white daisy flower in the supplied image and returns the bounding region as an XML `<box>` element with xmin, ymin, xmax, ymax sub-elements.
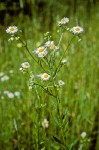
<box><xmin>1</xmin><ymin>75</ymin><xmax>9</xmax><ymax>82</ymax></box>
<box><xmin>42</xmin><ymin>118</ymin><xmax>49</xmax><ymax>129</ymax></box>
<box><xmin>21</xmin><ymin>62</ymin><xmax>30</xmax><ymax>69</ymax></box>
<box><xmin>40</xmin><ymin>73</ymin><xmax>50</xmax><ymax>81</ymax></box>
<box><xmin>45</xmin><ymin>41</ymin><xmax>59</xmax><ymax>51</ymax></box>
<box><xmin>81</xmin><ymin>132</ymin><xmax>87</xmax><ymax>138</ymax></box>
<box><xmin>50</xmin><ymin>45</ymin><xmax>59</xmax><ymax>50</ymax></box>
<box><xmin>7</xmin><ymin>92</ymin><xmax>14</xmax><ymax>99</ymax></box>
<box><xmin>71</xmin><ymin>26</ymin><xmax>84</xmax><ymax>34</ymax></box>
<box><xmin>34</xmin><ymin>46</ymin><xmax>48</xmax><ymax>58</ymax></box>
<box><xmin>45</xmin><ymin>41</ymin><xmax>54</xmax><ymax>48</ymax></box>
<box><xmin>14</xmin><ymin>91</ymin><xmax>20</xmax><ymax>97</ymax></box>
<box><xmin>58</xmin><ymin>80</ymin><xmax>65</xmax><ymax>86</ymax></box>
<box><xmin>58</xmin><ymin>17</ymin><xmax>69</xmax><ymax>25</ymax></box>
<box><xmin>6</xmin><ymin>26</ymin><xmax>18</xmax><ymax>34</ymax></box>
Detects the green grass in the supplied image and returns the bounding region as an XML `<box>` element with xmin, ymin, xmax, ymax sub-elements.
<box><xmin>0</xmin><ymin>8</ymin><xmax>99</xmax><ymax>150</ymax></box>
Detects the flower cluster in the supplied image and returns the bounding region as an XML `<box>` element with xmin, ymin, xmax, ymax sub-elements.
<box><xmin>33</xmin><ymin>40</ymin><xmax>58</xmax><ymax>58</ymax></box>
<box><xmin>2</xmin><ymin>90</ymin><xmax>20</xmax><ymax>99</ymax></box>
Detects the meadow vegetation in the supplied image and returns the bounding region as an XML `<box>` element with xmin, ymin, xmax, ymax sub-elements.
<box><xmin>0</xmin><ymin>1</ymin><xmax>99</xmax><ymax>150</ymax></box>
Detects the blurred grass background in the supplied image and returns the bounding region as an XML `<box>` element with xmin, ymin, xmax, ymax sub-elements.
<box><xmin>0</xmin><ymin>0</ymin><xmax>99</xmax><ymax>150</ymax></box>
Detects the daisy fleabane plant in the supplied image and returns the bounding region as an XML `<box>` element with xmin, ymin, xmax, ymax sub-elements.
<box><xmin>5</xmin><ymin>18</ymin><xmax>84</xmax><ymax>149</ymax></box>
<box><xmin>6</xmin><ymin>26</ymin><xmax>18</xmax><ymax>34</ymax></box>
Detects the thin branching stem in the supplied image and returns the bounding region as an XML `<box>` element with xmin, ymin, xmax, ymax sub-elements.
<box><xmin>54</xmin><ymin>35</ymin><xmax>75</xmax><ymax>77</ymax></box>
<box><xmin>19</xmin><ymin>38</ymin><xmax>46</xmax><ymax>72</ymax></box>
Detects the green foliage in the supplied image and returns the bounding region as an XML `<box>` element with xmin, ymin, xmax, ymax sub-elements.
<box><xmin>0</xmin><ymin>2</ymin><xmax>99</xmax><ymax>150</ymax></box>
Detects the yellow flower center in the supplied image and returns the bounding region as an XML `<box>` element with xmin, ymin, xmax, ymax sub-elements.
<box><xmin>48</xmin><ymin>43</ymin><xmax>51</xmax><ymax>46</ymax></box>
<box><xmin>61</xmin><ymin>19</ymin><xmax>65</xmax><ymax>23</ymax></box>
<box><xmin>24</xmin><ymin>63</ymin><xmax>28</xmax><ymax>66</ymax></box>
<box><xmin>10</xmin><ymin>27</ymin><xmax>15</xmax><ymax>31</ymax></box>
<box><xmin>44</xmin><ymin>74</ymin><xmax>48</xmax><ymax>78</ymax></box>
<box><xmin>38</xmin><ymin>48</ymin><xmax>44</xmax><ymax>52</ymax></box>
<box><xmin>75</xmin><ymin>27</ymin><xmax>80</xmax><ymax>31</ymax></box>
<box><xmin>43</xmin><ymin>121</ymin><xmax>47</xmax><ymax>126</ymax></box>
<box><xmin>51</xmin><ymin>45</ymin><xmax>55</xmax><ymax>49</ymax></box>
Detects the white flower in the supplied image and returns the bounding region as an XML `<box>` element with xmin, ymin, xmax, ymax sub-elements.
<box><xmin>21</xmin><ymin>62</ymin><xmax>30</xmax><ymax>69</ymax></box>
<box><xmin>7</xmin><ymin>92</ymin><xmax>14</xmax><ymax>99</ymax></box>
<box><xmin>4</xmin><ymin>90</ymin><xmax>9</xmax><ymax>95</ymax></box>
<box><xmin>34</xmin><ymin>46</ymin><xmax>47</xmax><ymax>58</ymax></box>
<box><xmin>14</xmin><ymin>91</ymin><xmax>20</xmax><ymax>97</ymax></box>
<box><xmin>58</xmin><ymin>80</ymin><xmax>65</xmax><ymax>86</ymax></box>
<box><xmin>58</xmin><ymin>17</ymin><xmax>69</xmax><ymax>25</ymax></box>
<box><xmin>71</xmin><ymin>26</ymin><xmax>84</xmax><ymax>34</ymax></box>
<box><xmin>1</xmin><ymin>75</ymin><xmax>9</xmax><ymax>82</ymax></box>
<box><xmin>45</xmin><ymin>41</ymin><xmax>59</xmax><ymax>51</ymax></box>
<box><xmin>45</xmin><ymin>41</ymin><xmax>54</xmax><ymax>48</ymax></box>
<box><xmin>0</xmin><ymin>72</ymin><xmax>4</xmax><ymax>77</ymax></box>
<box><xmin>81</xmin><ymin>132</ymin><xmax>87</xmax><ymax>138</ymax></box>
<box><xmin>6</xmin><ymin>26</ymin><xmax>18</xmax><ymax>34</ymax></box>
<box><xmin>42</xmin><ymin>118</ymin><xmax>49</xmax><ymax>128</ymax></box>
<box><xmin>40</xmin><ymin>73</ymin><xmax>50</xmax><ymax>81</ymax></box>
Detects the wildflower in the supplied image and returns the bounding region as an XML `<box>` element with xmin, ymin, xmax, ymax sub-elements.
<box><xmin>58</xmin><ymin>17</ymin><xmax>69</xmax><ymax>25</ymax></box>
<box><xmin>81</xmin><ymin>132</ymin><xmax>87</xmax><ymax>138</ymax></box>
<box><xmin>1</xmin><ymin>75</ymin><xmax>9</xmax><ymax>82</ymax></box>
<box><xmin>14</xmin><ymin>91</ymin><xmax>20</xmax><ymax>97</ymax></box>
<box><xmin>6</xmin><ymin>26</ymin><xmax>18</xmax><ymax>34</ymax></box>
<box><xmin>71</xmin><ymin>26</ymin><xmax>84</xmax><ymax>35</ymax></box>
<box><xmin>45</xmin><ymin>41</ymin><xmax>59</xmax><ymax>51</ymax></box>
<box><xmin>34</xmin><ymin>46</ymin><xmax>47</xmax><ymax>58</ymax></box>
<box><xmin>42</xmin><ymin>118</ymin><xmax>49</xmax><ymax>129</ymax></box>
<box><xmin>21</xmin><ymin>62</ymin><xmax>30</xmax><ymax>69</ymax></box>
<box><xmin>7</xmin><ymin>92</ymin><xmax>14</xmax><ymax>99</ymax></box>
<box><xmin>50</xmin><ymin>45</ymin><xmax>59</xmax><ymax>51</ymax></box>
<box><xmin>45</xmin><ymin>41</ymin><xmax>54</xmax><ymax>48</ymax></box>
<box><xmin>58</xmin><ymin>80</ymin><xmax>65</xmax><ymax>86</ymax></box>
<box><xmin>40</xmin><ymin>73</ymin><xmax>50</xmax><ymax>81</ymax></box>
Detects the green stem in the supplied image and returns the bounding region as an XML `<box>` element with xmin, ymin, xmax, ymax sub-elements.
<box><xmin>33</xmin><ymin>82</ymin><xmax>56</xmax><ymax>98</ymax></box>
<box><xmin>19</xmin><ymin>39</ymin><xmax>46</xmax><ymax>72</ymax></box>
<box><xmin>54</xmin><ymin>35</ymin><xmax>75</xmax><ymax>77</ymax></box>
